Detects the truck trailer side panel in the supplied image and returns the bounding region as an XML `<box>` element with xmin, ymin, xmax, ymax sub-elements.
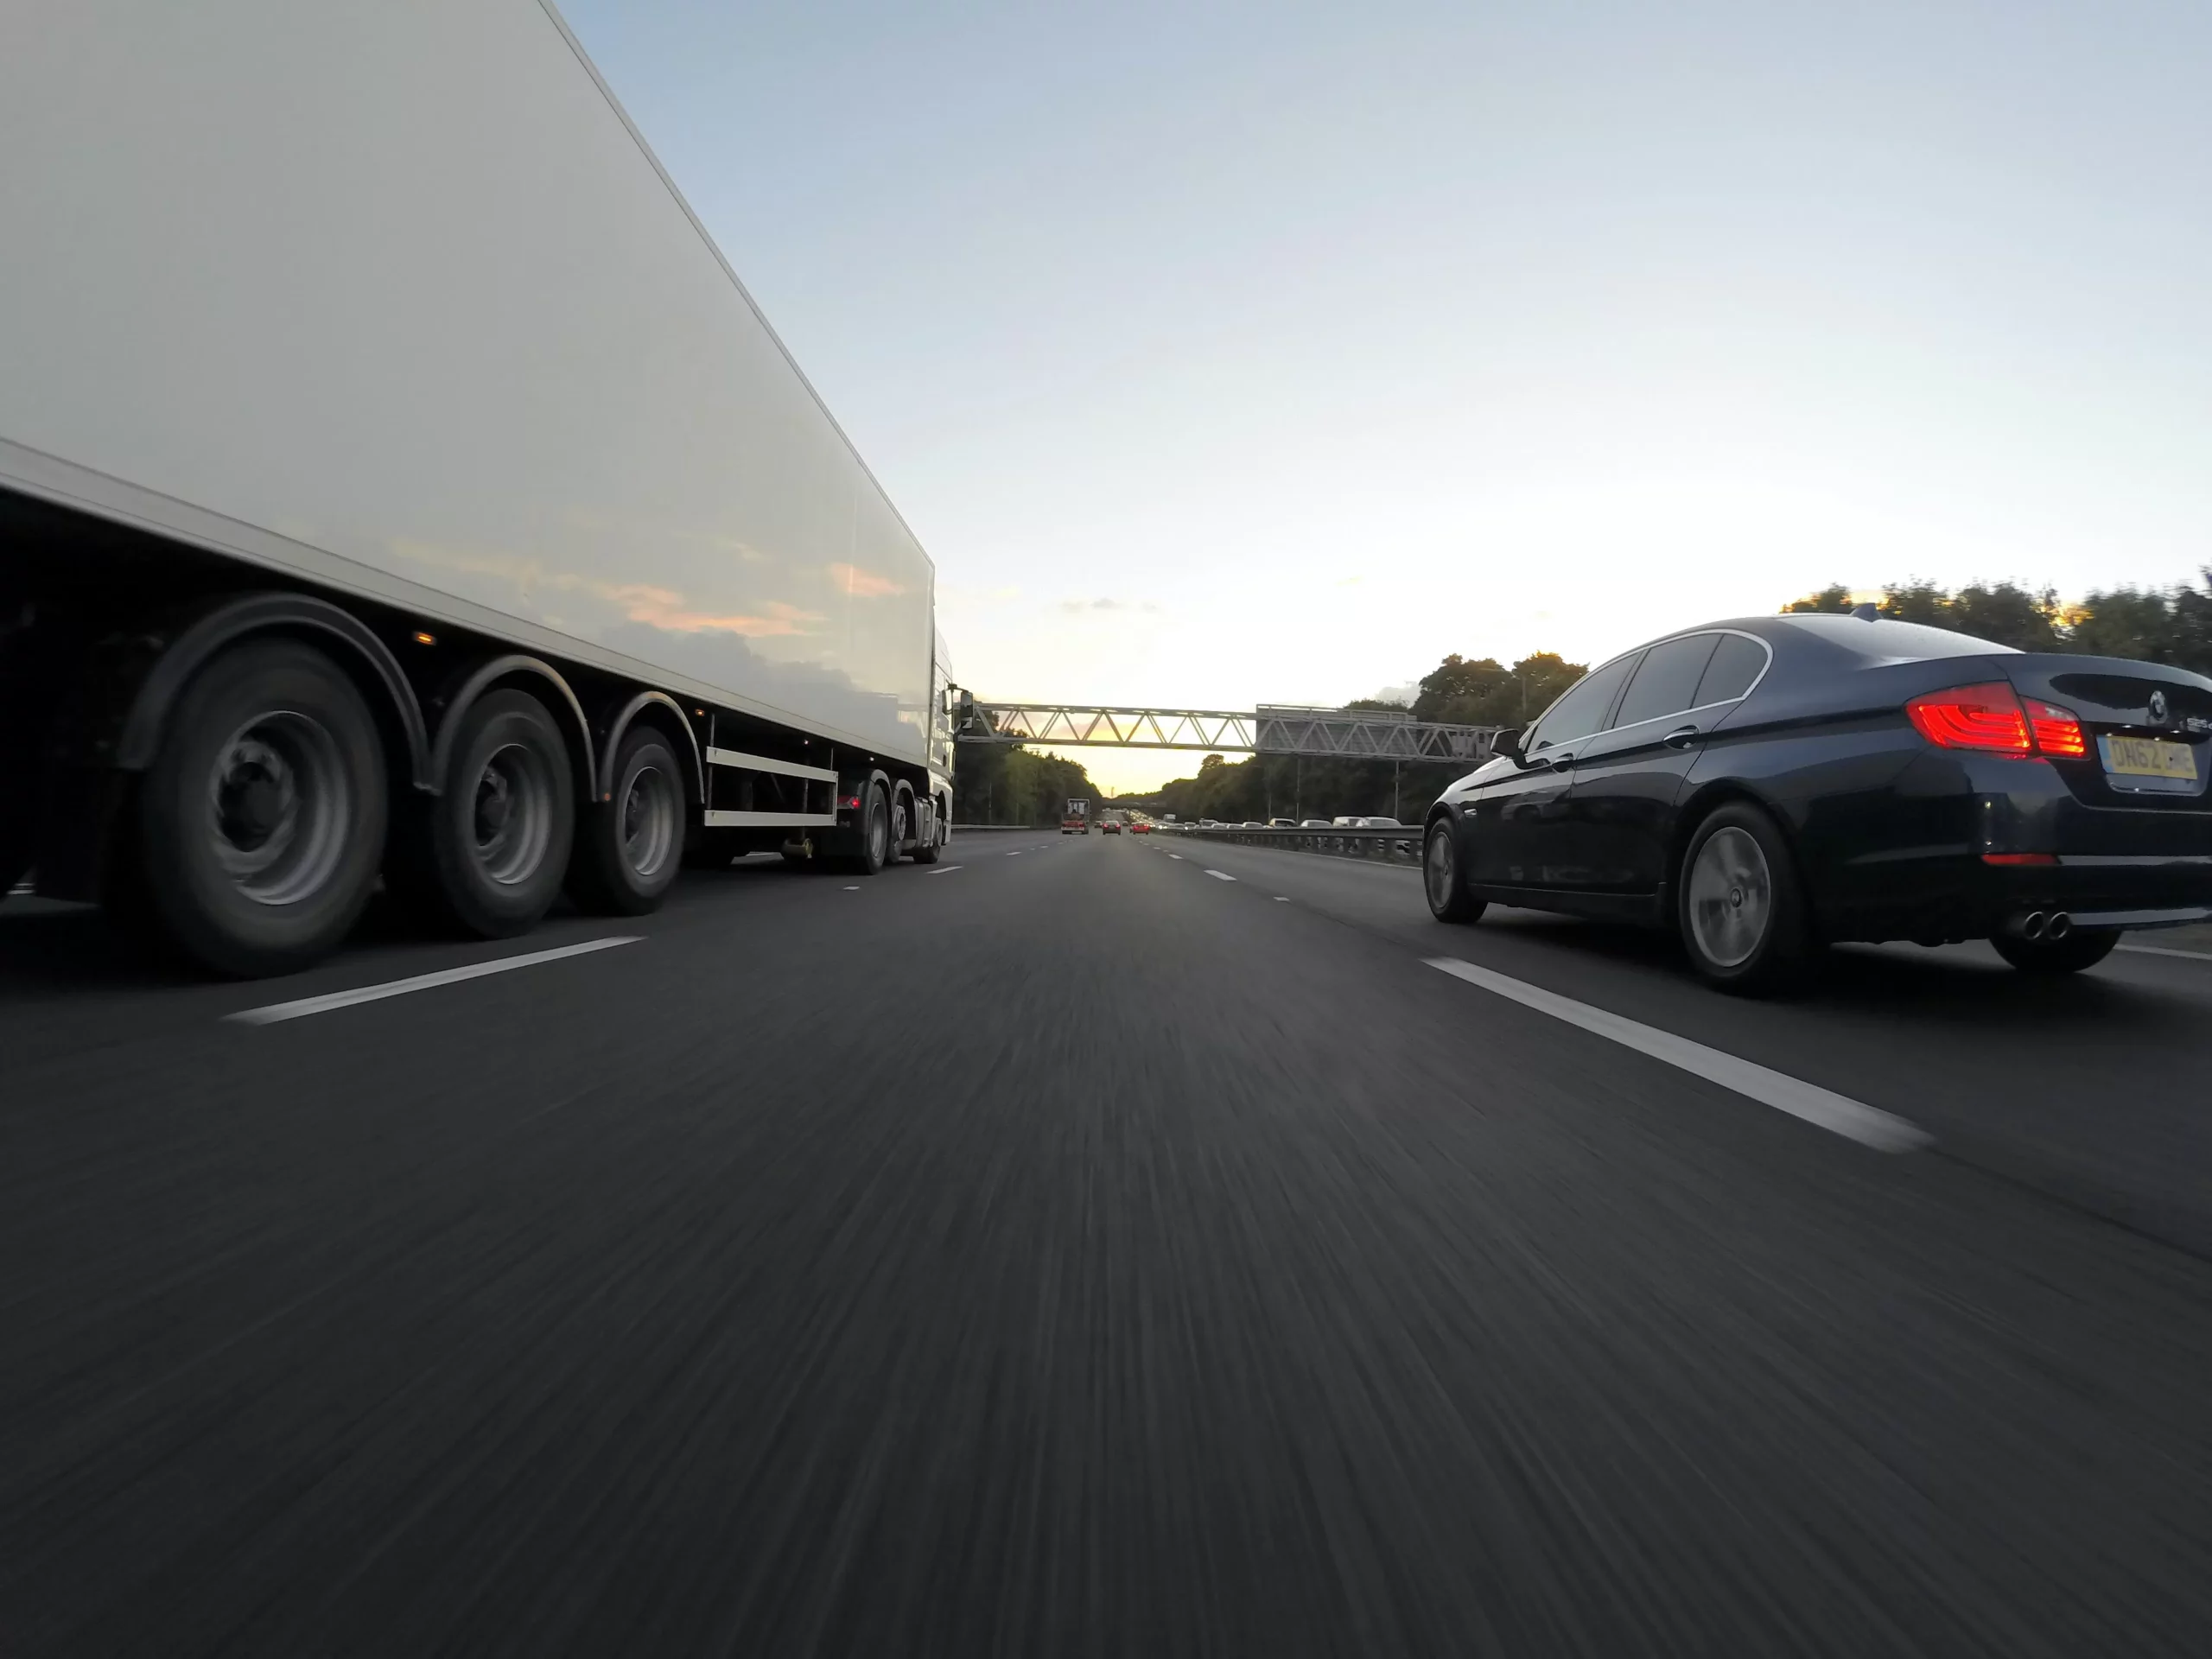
<box><xmin>0</xmin><ymin>0</ymin><xmax>933</xmax><ymax>766</ymax></box>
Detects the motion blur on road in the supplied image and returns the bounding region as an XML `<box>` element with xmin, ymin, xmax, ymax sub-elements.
<box><xmin>5</xmin><ymin>833</ymin><xmax>2211</xmax><ymax>1654</ymax></box>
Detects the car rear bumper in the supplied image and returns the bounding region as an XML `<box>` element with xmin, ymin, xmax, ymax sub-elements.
<box><xmin>1815</xmin><ymin>752</ymin><xmax>2212</xmax><ymax>941</ymax></box>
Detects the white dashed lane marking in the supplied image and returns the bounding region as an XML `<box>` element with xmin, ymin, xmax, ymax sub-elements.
<box><xmin>228</xmin><ymin>938</ymin><xmax>643</xmax><ymax>1027</ymax></box>
<box><xmin>1424</xmin><ymin>957</ymin><xmax>1930</xmax><ymax>1154</ymax></box>
<box><xmin>2119</xmin><ymin>942</ymin><xmax>2212</xmax><ymax>963</ymax></box>
<box><xmin>1205</xmin><ymin>870</ymin><xmax>1236</xmax><ymax>882</ymax></box>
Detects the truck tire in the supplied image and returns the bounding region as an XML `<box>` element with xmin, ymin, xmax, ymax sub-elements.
<box><xmin>912</xmin><ymin>803</ymin><xmax>943</xmax><ymax>865</ymax></box>
<box><xmin>135</xmin><ymin>638</ymin><xmax>387</xmax><ymax>976</ymax></box>
<box><xmin>843</xmin><ymin>781</ymin><xmax>890</xmax><ymax>876</ymax></box>
<box><xmin>416</xmin><ymin>687</ymin><xmax>574</xmax><ymax>938</ymax></box>
<box><xmin>892</xmin><ymin>789</ymin><xmax>916</xmax><ymax>862</ymax></box>
<box><xmin>569</xmin><ymin>726</ymin><xmax>686</xmax><ymax>915</ymax></box>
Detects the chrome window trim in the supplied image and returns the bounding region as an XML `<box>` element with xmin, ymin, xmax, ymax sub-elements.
<box><xmin>1524</xmin><ymin>627</ymin><xmax>1775</xmax><ymax>752</ymax></box>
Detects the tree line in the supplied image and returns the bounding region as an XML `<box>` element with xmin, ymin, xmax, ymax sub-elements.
<box><xmin>1783</xmin><ymin>570</ymin><xmax>2212</xmax><ymax>672</ymax></box>
<box><xmin>950</xmin><ymin>739</ymin><xmax>1108</xmax><ymax>827</ymax></box>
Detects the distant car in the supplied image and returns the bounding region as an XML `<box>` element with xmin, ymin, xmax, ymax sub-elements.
<box><xmin>1199</xmin><ymin>819</ymin><xmax>1221</xmax><ymax>829</ymax></box>
<box><xmin>1332</xmin><ymin>816</ymin><xmax>1362</xmax><ymax>827</ymax></box>
<box><xmin>1130</xmin><ymin>821</ymin><xmax>1153</xmax><ymax>834</ymax></box>
<box><xmin>1268</xmin><ymin>817</ymin><xmax>1297</xmax><ymax>828</ymax></box>
<box><xmin>1102</xmin><ymin>819</ymin><xmax>1121</xmax><ymax>835</ymax></box>
<box><xmin>1240</xmin><ymin>821</ymin><xmax>1263</xmax><ymax>829</ymax></box>
<box><xmin>1422</xmin><ymin>613</ymin><xmax>2212</xmax><ymax>992</ymax></box>
<box><xmin>1300</xmin><ymin>818</ymin><xmax>1332</xmax><ymax>828</ymax></box>
<box><xmin>1360</xmin><ymin>816</ymin><xmax>1402</xmax><ymax>828</ymax></box>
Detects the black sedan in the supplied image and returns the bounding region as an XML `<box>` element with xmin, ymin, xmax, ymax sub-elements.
<box><xmin>1421</xmin><ymin>613</ymin><xmax>2212</xmax><ymax>993</ymax></box>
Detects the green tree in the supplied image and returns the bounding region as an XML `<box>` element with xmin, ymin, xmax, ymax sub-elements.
<box><xmin>1878</xmin><ymin>579</ymin><xmax>1951</xmax><ymax>627</ymax></box>
<box><xmin>1783</xmin><ymin>584</ymin><xmax>1854</xmax><ymax>614</ymax></box>
<box><xmin>1414</xmin><ymin>651</ymin><xmax>1584</xmax><ymax>728</ymax></box>
<box><xmin>1947</xmin><ymin>582</ymin><xmax>2062</xmax><ymax>651</ymax></box>
<box><xmin>2071</xmin><ymin>571</ymin><xmax>2212</xmax><ymax>675</ymax></box>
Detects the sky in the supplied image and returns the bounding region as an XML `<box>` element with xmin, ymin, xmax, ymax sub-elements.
<box><xmin>560</xmin><ymin>0</ymin><xmax>2212</xmax><ymax>794</ymax></box>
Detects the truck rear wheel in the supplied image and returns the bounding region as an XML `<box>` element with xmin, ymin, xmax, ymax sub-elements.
<box><xmin>843</xmin><ymin>782</ymin><xmax>890</xmax><ymax>876</ymax></box>
<box><xmin>136</xmin><ymin>638</ymin><xmax>387</xmax><ymax>976</ymax></box>
<box><xmin>416</xmin><ymin>688</ymin><xmax>574</xmax><ymax>938</ymax></box>
<box><xmin>569</xmin><ymin>727</ymin><xmax>685</xmax><ymax>915</ymax></box>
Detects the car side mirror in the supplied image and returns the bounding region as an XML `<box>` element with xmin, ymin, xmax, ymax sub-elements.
<box><xmin>1494</xmin><ymin>728</ymin><xmax>1524</xmax><ymax>766</ymax></box>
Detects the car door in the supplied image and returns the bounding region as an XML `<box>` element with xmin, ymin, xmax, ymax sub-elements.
<box><xmin>1560</xmin><ymin>632</ymin><xmax>1726</xmax><ymax>893</ymax></box>
<box><xmin>1466</xmin><ymin>652</ymin><xmax>1638</xmax><ymax>888</ymax></box>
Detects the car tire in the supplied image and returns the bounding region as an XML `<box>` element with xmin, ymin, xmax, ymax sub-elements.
<box><xmin>842</xmin><ymin>782</ymin><xmax>890</xmax><ymax>875</ymax></box>
<box><xmin>1676</xmin><ymin>801</ymin><xmax>1816</xmax><ymax>995</ymax></box>
<box><xmin>413</xmin><ymin>687</ymin><xmax>575</xmax><ymax>938</ymax></box>
<box><xmin>136</xmin><ymin>638</ymin><xmax>388</xmax><ymax>976</ymax></box>
<box><xmin>1991</xmin><ymin>927</ymin><xmax>2120</xmax><ymax>975</ymax></box>
<box><xmin>1423</xmin><ymin>817</ymin><xmax>1485</xmax><ymax>925</ymax></box>
<box><xmin>569</xmin><ymin>726</ymin><xmax>686</xmax><ymax>915</ymax></box>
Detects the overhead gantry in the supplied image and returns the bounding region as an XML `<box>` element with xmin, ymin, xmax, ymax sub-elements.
<box><xmin>953</xmin><ymin>698</ymin><xmax>1503</xmax><ymax>766</ymax></box>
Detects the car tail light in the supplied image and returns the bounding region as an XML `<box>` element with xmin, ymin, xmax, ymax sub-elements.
<box><xmin>1904</xmin><ymin>683</ymin><xmax>2089</xmax><ymax>759</ymax></box>
<box><xmin>1981</xmin><ymin>852</ymin><xmax>2056</xmax><ymax>866</ymax></box>
<box><xmin>2025</xmin><ymin>700</ymin><xmax>2086</xmax><ymax>757</ymax></box>
<box><xmin>1905</xmin><ymin>683</ymin><xmax>2031</xmax><ymax>753</ymax></box>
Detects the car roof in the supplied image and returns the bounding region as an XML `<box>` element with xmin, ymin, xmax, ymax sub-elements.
<box><xmin>1602</xmin><ymin>613</ymin><xmax>2020</xmax><ymax>672</ymax></box>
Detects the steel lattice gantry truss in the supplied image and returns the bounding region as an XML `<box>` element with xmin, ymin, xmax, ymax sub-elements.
<box><xmin>957</xmin><ymin>702</ymin><xmax>1501</xmax><ymax>765</ymax></box>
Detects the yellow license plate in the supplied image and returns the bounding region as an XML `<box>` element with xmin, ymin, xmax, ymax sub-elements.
<box><xmin>2101</xmin><ymin>735</ymin><xmax>2198</xmax><ymax>779</ymax></box>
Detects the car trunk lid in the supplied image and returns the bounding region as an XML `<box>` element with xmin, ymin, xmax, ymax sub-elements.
<box><xmin>1999</xmin><ymin>654</ymin><xmax>2212</xmax><ymax>810</ymax></box>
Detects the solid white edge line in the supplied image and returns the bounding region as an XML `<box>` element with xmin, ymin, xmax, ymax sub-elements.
<box><xmin>1205</xmin><ymin>870</ymin><xmax>1236</xmax><ymax>881</ymax></box>
<box><xmin>926</xmin><ymin>864</ymin><xmax>964</xmax><ymax>875</ymax></box>
<box><xmin>2117</xmin><ymin>942</ymin><xmax>2212</xmax><ymax>963</ymax></box>
<box><xmin>1423</xmin><ymin>957</ymin><xmax>1931</xmax><ymax>1154</ymax></box>
<box><xmin>227</xmin><ymin>937</ymin><xmax>643</xmax><ymax>1026</ymax></box>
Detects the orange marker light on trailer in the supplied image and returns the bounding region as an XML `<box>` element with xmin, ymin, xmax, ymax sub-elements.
<box><xmin>411</xmin><ymin>630</ymin><xmax>435</xmax><ymax>645</ymax></box>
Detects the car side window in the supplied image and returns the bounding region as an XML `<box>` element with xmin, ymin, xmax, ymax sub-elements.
<box><xmin>1693</xmin><ymin>633</ymin><xmax>1768</xmax><ymax>706</ymax></box>
<box><xmin>1528</xmin><ymin>654</ymin><xmax>1637</xmax><ymax>752</ymax></box>
<box><xmin>1612</xmin><ymin>633</ymin><xmax>1720</xmax><ymax>729</ymax></box>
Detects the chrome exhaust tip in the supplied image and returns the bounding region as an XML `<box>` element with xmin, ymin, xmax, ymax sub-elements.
<box><xmin>2046</xmin><ymin>912</ymin><xmax>2072</xmax><ymax>940</ymax></box>
<box><xmin>2018</xmin><ymin>911</ymin><xmax>2047</xmax><ymax>940</ymax></box>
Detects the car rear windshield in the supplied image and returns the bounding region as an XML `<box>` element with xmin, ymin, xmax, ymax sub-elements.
<box><xmin>1775</xmin><ymin>614</ymin><xmax>2018</xmax><ymax>663</ymax></box>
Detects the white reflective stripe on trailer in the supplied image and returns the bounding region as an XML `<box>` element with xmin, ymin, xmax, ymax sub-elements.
<box><xmin>704</xmin><ymin>747</ymin><xmax>839</xmax><ymax>784</ymax></box>
<box><xmin>702</xmin><ymin>810</ymin><xmax>839</xmax><ymax>828</ymax></box>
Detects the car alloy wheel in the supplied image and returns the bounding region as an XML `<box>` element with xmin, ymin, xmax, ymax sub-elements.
<box><xmin>1685</xmin><ymin>824</ymin><xmax>1772</xmax><ymax>969</ymax></box>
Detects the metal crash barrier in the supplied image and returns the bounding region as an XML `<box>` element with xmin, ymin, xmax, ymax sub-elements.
<box><xmin>1184</xmin><ymin>825</ymin><xmax>1424</xmax><ymax>864</ymax></box>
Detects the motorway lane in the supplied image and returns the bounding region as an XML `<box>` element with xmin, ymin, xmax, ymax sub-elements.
<box><xmin>1171</xmin><ymin>836</ymin><xmax>2212</xmax><ymax>1257</ymax></box>
<box><xmin>3</xmin><ymin>831</ymin><xmax>2210</xmax><ymax>1655</ymax></box>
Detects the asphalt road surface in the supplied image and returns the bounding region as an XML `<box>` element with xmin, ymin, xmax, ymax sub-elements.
<box><xmin>3</xmin><ymin>831</ymin><xmax>2210</xmax><ymax>1656</ymax></box>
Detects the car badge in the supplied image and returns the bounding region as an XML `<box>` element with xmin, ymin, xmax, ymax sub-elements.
<box><xmin>2149</xmin><ymin>690</ymin><xmax>2170</xmax><ymax>723</ymax></box>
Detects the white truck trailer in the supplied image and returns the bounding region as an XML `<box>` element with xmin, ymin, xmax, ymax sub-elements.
<box><xmin>0</xmin><ymin>0</ymin><xmax>957</xmax><ymax>975</ymax></box>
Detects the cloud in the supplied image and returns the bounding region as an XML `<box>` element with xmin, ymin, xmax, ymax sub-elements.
<box><xmin>597</xmin><ymin>583</ymin><xmax>824</xmax><ymax>638</ymax></box>
<box><xmin>830</xmin><ymin>562</ymin><xmax>906</xmax><ymax>598</ymax></box>
<box><xmin>391</xmin><ymin>538</ymin><xmax>824</xmax><ymax>637</ymax></box>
